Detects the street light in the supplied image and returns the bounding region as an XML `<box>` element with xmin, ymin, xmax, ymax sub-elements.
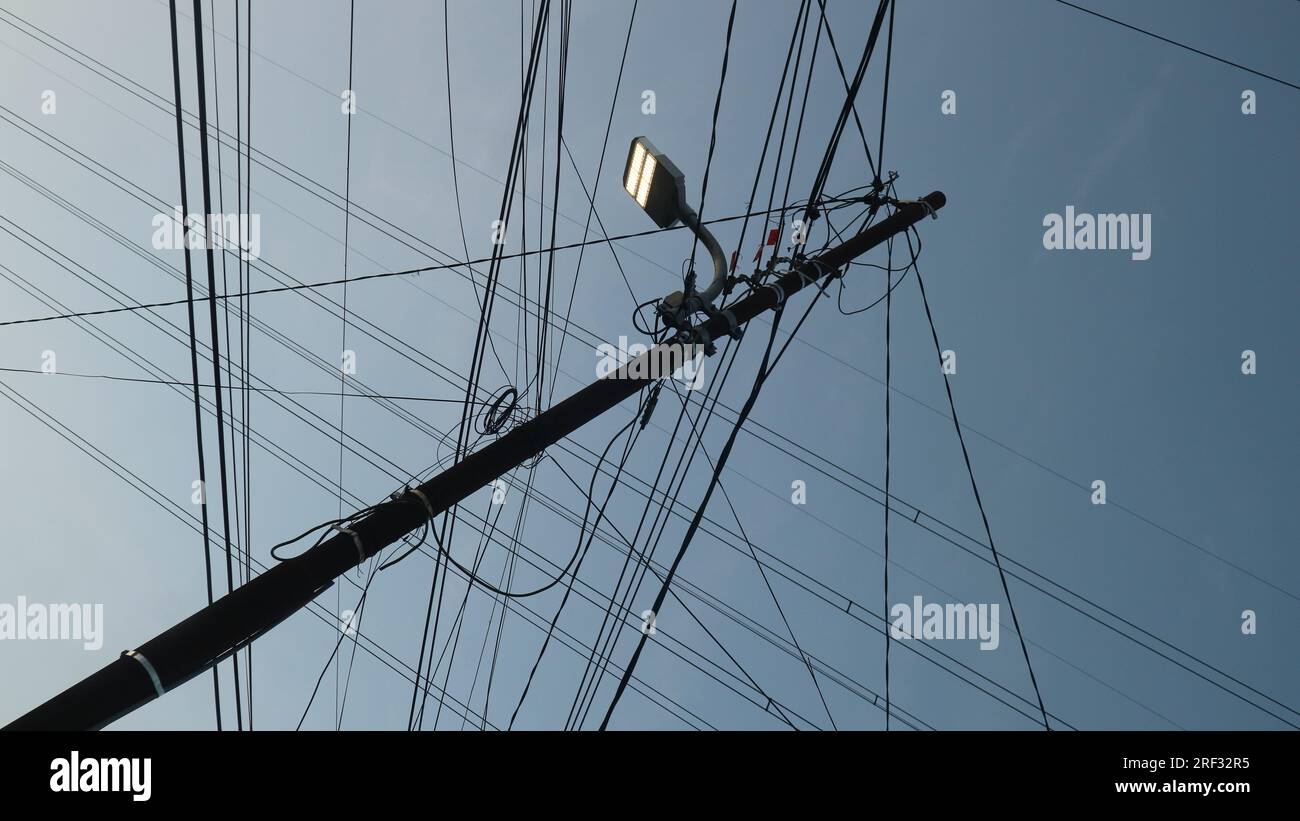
<box><xmin>623</xmin><ymin>136</ymin><xmax>727</xmax><ymax>313</ymax></box>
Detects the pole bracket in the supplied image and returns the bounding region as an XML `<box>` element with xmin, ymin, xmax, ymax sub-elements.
<box><xmin>699</xmin><ymin>300</ymin><xmax>742</xmax><ymax>343</ymax></box>
<box><xmin>692</xmin><ymin>324</ymin><xmax>716</xmax><ymax>356</ymax></box>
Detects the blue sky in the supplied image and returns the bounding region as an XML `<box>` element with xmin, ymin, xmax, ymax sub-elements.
<box><xmin>0</xmin><ymin>0</ymin><xmax>1296</xmax><ymax>730</ymax></box>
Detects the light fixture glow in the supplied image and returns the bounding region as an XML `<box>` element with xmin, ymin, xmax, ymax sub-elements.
<box><xmin>625</xmin><ymin>143</ymin><xmax>646</xmax><ymax>197</ymax></box>
<box><xmin>636</xmin><ymin>154</ymin><xmax>655</xmax><ymax>207</ymax></box>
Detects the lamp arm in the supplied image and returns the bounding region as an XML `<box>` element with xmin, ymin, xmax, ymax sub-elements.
<box><xmin>680</xmin><ymin>207</ymin><xmax>728</xmax><ymax>306</ymax></box>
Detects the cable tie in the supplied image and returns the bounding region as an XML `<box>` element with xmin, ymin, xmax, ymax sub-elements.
<box><xmin>124</xmin><ymin>649</ymin><xmax>165</xmax><ymax>697</ymax></box>
<box><xmin>813</xmin><ymin>258</ymin><xmax>839</xmax><ymax>279</ymax></box>
<box><xmin>408</xmin><ymin>486</ymin><xmax>436</xmax><ymax>522</ymax></box>
<box><xmin>334</xmin><ymin>525</ymin><xmax>365</xmax><ymax>563</ymax></box>
<box><xmin>720</xmin><ymin>308</ymin><xmax>741</xmax><ymax>340</ymax></box>
<box><xmin>792</xmin><ymin>264</ymin><xmax>820</xmax><ymax>289</ymax></box>
<box><xmin>898</xmin><ymin>198</ymin><xmax>938</xmax><ymax>220</ymax></box>
<box><xmin>766</xmin><ymin>283</ymin><xmax>786</xmax><ymax>308</ymax></box>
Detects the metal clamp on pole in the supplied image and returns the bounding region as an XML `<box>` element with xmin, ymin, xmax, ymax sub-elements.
<box><xmin>406</xmin><ymin>486</ymin><xmax>437</xmax><ymax>522</ymax></box>
<box><xmin>766</xmin><ymin>282</ymin><xmax>787</xmax><ymax>309</ymax></box>
<box><xmin>697</xmin><ymin>301</ymin><xmax>742</xmax><ymax>348</ymax></box>
<box><xmin>334</xmin><ymin>525</ymin><xmax>365</xmax><ymax>563</ymax></box>
<box><xmin>123</xmin><ymin>649</ymin><xmax>165</xmax><ymax>698</ymax></box>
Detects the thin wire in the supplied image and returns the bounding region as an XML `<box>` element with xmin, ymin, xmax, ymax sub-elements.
<box><xmin>0</xmin><ymin>203</ymin><xmax>808</xmax><ymax>330</ymax></box>
<box><xmin>804</xmin><ymin>0</ymin><xmax>890</xmax><ymax>223</ymax></box>
<box><xmin>879</xmin><ymin>0</ymin><xmax>895</xmax><ymax>730</ymax></box>
<box><xmin>1053</xmin><ymin>0</ymin><xmax>1300</xmax><ymax>92</ymax></box>
<box><xmin>508</xmin><ymin>399</ymin><xmax>645</xmax><ymax>728</ymax></box>
<box><xmin>191</xmin><ymin>0</ymin><xmax>243</xmax><ymax>729</ymax></box>
<box><xmin>883</xmin><ymin>230</ymin><xmax>893</xmax><ymax>729</ymax></box>
<box><xmin>875</xmin><ymin>0</ymin><xmax>894</xmax><ymax>184</ymax></box>
<box><xmin>166</xmin><ymin>0</ymin><xmax>222</xmax><ymax>731</ymax></box>
<box><xmin>905</xmin><ymin>223</ymin><xmax>1051</xmax><ymax>729</ymax></box>
<box><xmin>206</xmin><ymin>11</ymin><xmax>245</xmax><ymax>713</ymax></box>
<box><xmin>686</xmin><ymin>0</ymin><xmax>738</xmax><ymax>279</ymax></box>
<box><xmin>600</xmin><ymin>310</ymin><xmax>786</xmax><ymax>730</ymax></box>
<box><xmin>240</xmin><ymin>0</ymin><xmax>254</xmax><ymax>727</ymax></box>
<box><xmin>335</xmin><ymin>0</ymin><xmax>357</xmax><ymax>726</ymax></box>
<box><xmin>546</xmin><ymin>0</ymin><xmax>639</xmax><ymax>405</ymax></box>
<box><xmin>665</xmin><ymin>379</ymin><xmax>836</xmax><ymax>729</ymax></box>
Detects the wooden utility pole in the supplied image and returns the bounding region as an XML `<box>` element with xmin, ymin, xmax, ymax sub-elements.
<box><xmin>4</xmin><ymin>192</ymin><xmax>945</xmax><ymax>731</ymax></box>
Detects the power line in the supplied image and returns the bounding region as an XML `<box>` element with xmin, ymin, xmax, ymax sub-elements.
<box><xmin>0</xmin><ymin>366</ymin><xmax>496</xmax><ymax>403</ymax></box>
<box><xmin>335</xmin><ymin>0</ymin><xmax>357</xmax><ymax>729</ymax></box>
<box><xmin>883</xmin><ymin>234</ymin><xmax>894</xmax><ymax>729</ymax></box>
<box><xmin>1053</xmin><ymin>0</ymin><xmax>1300</xmax><ymax>92</ymax></box>
<box><xmin>906</xmin><ymin>224</ymin><xmax>1050</xmax><ymax>729</ymax></box>
<box><xmin>804</xmin><ymin>0</ymin><xmax>890</xmax><ymax>223</ymax></box>
<box><xmin>508</xmin><ymin>398</ymin><xmax>645</xmax><ymax>728</ymax></box>
<box><xmin>879</xmin><ymin>0</ymin><xmax>895</xmax><ymax>731</ymax></box>
<box><xmin>0</xmin><ymin>203</ymin><xmax>799</xmax><ymax>330</ymax></box>
<box><xmin>190</xmin><ymin>0</ymin><xmax>243</xmax><ymax>728</ymax></box>
<box><xmin>544</xmin><ymin>2</ymin><xmax>640</xmax><ymax>398</ymax></box>
<box><xmin>166</xmin><ymin>0</ymin><xmax>223</xmax><ymax>731</ymax></box>
<box><xmin>234</xmin><ymin>0</ymin><xmax>254</xmax><ymax>730</ymax></box>
<box><xmin>665</xmin><ymin>379</ymin><xmax>838</xmax><ymax>729</ymax></box>
<box><xmin>206</xmin><ymin>0</ymin><xmax>250</xmax><ymax>732</ymax></box>
<box><xmin>600</xmin><ymin>306</ymin><xmax>788</xmax><ymax>729</ymax></box>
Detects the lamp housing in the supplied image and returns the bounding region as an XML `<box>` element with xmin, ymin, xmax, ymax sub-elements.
<box><xmin>623</xmin><ymin>136</ymin><xmax>689</xmax><ymax>229</ymax></box>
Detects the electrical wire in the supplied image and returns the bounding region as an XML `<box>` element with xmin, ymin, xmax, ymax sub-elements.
<box><xmin>1053</xmin><ymin>0</ymin><xmax>1300</xmax><ymax>92</ymax></box>
<box><xmin>190</xmin><ymin>0</ymin><xmax>243</xmax><ymax>728</ymax></box>
<box><xmin>166</xmin><ymin>0</ymin><xmax>223</xmax><ymax>731</ymax></box>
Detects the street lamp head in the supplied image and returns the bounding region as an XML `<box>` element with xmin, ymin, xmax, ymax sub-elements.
<box><xmin>623</xmin><ymin>136</ymin><xmax>689</xmax><ymax>228</ymax></box>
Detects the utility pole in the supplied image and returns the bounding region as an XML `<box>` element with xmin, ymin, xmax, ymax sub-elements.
<box><xmin>4</xmin><ymin>191</ymin><xmax>944</xmax><ymax>731</ymax></box>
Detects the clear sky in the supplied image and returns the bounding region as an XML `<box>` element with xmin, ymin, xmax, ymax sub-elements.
<box><xmin>0</xmin><ymin>0</ymin><xmax>1296</xmax><ymax>730</ymax></box>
